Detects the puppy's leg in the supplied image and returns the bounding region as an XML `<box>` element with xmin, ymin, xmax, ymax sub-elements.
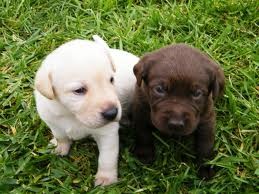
<box><xmin>134</xmin><ymin>125</ymin><xmax>155</xmax><ymax>164</ymax></box>
<box><xmin>93</xmin><ymin>127</ymin><xmax>119</xmax><ymax>186</ymax></box>
<box><xmin>50</xmin><ymin>137</ymin><xmax>72</xmax><ymax>156</ymax></box>
<box><xmin>133</xmin><ymin>105</ymin><xmax>155</xmax><ymax>164</ymax></box>
<box><xmin>195</xmin><ymin>118</ymin><xmax>216</xmax><ymax>180</ymax></box>
<box><xmin>49</xmin><ymin>125</ymin><xmax>72</xmax><ymax>156</ymax></box>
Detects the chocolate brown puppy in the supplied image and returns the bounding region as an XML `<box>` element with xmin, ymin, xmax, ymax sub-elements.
<box><xmin>132</xmin><ymin>43</ymin><xmax>224</xmax><ymax>179</ymax></box>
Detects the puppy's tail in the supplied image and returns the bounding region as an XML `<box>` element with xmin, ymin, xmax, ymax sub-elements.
<box><xmin>93</xmin><ymin>35</ymin><xmax>116</xmax><ymax>72</ymax></box>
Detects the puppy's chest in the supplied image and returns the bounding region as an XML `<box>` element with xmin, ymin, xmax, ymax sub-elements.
<box><xmin>66</xmin><ymin>126</ymin><xmax>91</xmax><ymax>140</ymax></box>
<box><xmin>58</xmin><ymin>117</ymin><xmax>93</xmax><ymax>140</ymax></box>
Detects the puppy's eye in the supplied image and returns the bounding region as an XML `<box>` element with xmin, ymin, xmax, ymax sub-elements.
<box><xmin>153</xmin><ymin>85</ymin><xmax>166</xmax><ymax>96</ymax></box>
<box><xmin>192</xmin><ymin>89</ymin><xmax>203</xmax><ymax>99</ymax></box>
<box><xmin>110</xmin><ymin>76</ymin><xmax>114</xmax><ymax>84</ymax></box>
<box><xmin>73</xmin><ymin>87</ymin><xmax>87</xmax><ymax>95</ymax></box>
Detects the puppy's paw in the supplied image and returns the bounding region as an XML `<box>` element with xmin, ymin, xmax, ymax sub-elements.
<box><xmin>50</xmin><ymin>138</ymin><xmax>71</xmax><ymax>156</ymax></box>
<box><xmin>198</xmin><ymin>165</ymin><xmax>215</xmax><ymax>180</ymax></box>
<box><xmin>95</xmin><ymin>171</ymin><xmax>117</xmax><ymax>186</ymax></box>
<box><xmin>133</xmin><ymin>145</ymin><xmax>155</xmax><ymax>164</ymax></box>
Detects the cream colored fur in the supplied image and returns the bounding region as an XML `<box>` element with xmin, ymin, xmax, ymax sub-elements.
<box><xmin>34</xmin><ymin>35</ymin><xmax>138</xmax><ymax>186</ymax></box>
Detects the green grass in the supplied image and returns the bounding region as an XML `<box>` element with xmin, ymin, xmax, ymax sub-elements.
<box><xmin>0</xmin><ymin>0</ymin><xmax>258</xmax><ymax>193</ymax></box>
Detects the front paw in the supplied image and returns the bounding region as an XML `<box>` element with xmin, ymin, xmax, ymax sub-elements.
<box><xmin>133</xmin><ymin>145</ymin><xmax>155</xmax><ymax>164</ymax></box>
<box><xmin>50</xmin><ymin>138</ymin><xmax>71</xmax><ymax>156</ymax></box>
<box><xmin>95</xmin><ymin>171</ymin><xmax>117</xmax><ymax>186</ymax></box>
<box><xmin>198</xmin><ymin>165</ymin><xmax>215</xmax><ymax>180</ymax></box>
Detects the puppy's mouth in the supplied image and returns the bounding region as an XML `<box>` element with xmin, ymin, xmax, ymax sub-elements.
<box><xmin>152</xmin><ymin>121</ymin><xmax>196</xmax><ymax>136</ymax></box>
<box><xmin>151</xmin><ymin>112</ymin><xmax>198</xmax><ymax>137</ymax></box>
<box><xmin>75</xmin><ymin>110</ymin><xmax>121</xmax><ymax>129</ymax></box>
<box><xmin>75</xmin><ymin>117</ymin><xmax>120</xmax><ymax>129</ymax></box>
<box><xmin>76</xmin><ymin>116</ymin><xmax>106</xmax><ymax>128</ymax></box>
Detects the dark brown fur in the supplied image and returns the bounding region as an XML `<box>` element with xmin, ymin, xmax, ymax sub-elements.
<box><xmin>132</xmin><ymin>44</ymin><xmax>225</xmax><ymax>179</ymax></box>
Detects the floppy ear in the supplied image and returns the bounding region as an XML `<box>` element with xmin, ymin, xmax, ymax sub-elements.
<box><xmin>209</xmin><ymin>63</ymin><xmax>225</xmax><ymax>99</ymax></box>
<box><xmin>93</xmin><ymin>35</ymin><xmax>116</xmax><ymax>72</ymax></box>
<box><xmin>35</xmin><ymin>65</ymin><xmax>55</xmax><ymax>100</ymax></box>
<box><xmin>133</xmin><ymin>59</ymin><xmax>147</xmax><ymax>87</ymax></box>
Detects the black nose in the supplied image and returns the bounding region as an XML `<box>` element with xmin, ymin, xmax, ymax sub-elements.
<box><xmin>102</xmin><ymin>107</ymin><xmax>118</xmax><ymax>121</ymax></box>
<box><xmin>168</xmin><ymin>119</ymin><xmax>185</xmax><ymax>130</ymax></box>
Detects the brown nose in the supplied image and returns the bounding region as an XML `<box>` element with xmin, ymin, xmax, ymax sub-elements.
<box><xmin>102</xmin><ymin>107</ymin><xmax>118</xmax><ymax>121</ymax></box>
<box><xmin>168</xmin><ymin>119</ymin><xmax>185</xmax><ymax>130</ymax></box>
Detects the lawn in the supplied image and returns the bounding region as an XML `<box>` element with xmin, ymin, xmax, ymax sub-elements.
<box><xmin>0</xmin><ymin>0</ymin><xmax>258</xmax><ymax>193</ymax></box>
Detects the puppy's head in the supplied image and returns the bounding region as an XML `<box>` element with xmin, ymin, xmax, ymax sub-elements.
<box><xmin>134</xmin><ymin>44</ymin><xmax>224</xmax><ymax>136</ymax></box>
<box><xmin>35</xmin><ymin>38</ymin><xmax>121</xmax><ymax>128</ymax></box>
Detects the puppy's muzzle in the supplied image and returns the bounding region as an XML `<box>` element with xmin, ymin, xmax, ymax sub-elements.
<box><xmin>101</xmin><ymin>106</ymin><xmax>118</xmax><ymax>121</ymax></box>
<box><xmin>166</xmin><ymin>108</ymin><xmax>190</xmax><ymax>134</ymax></box>
<box><xmin>168</xmin><ymin>118</ymin><xmax>185</xmax><ymax>131</ymax></box>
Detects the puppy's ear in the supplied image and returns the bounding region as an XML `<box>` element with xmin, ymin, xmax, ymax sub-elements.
<box><xmin>35</xmin><ymin>65</ymin><xmax>55</xmax><ymax>100</ymax></box>
<box><xmin>133</xmin><ymin>59</ymin><xmax>148</xmax><ymax>87</ymax></box>
<box><xmin>209</xmin><ymin>63</ymin><xmax>225</xmax><ymax>99</ymax></box>
<box><xmin>93</xmin><ymin>35</ymin><xmax>116</xmax><ymax>72</ymax></box>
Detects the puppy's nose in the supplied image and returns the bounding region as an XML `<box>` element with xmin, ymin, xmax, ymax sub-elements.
<box><xmin>168</xmin><ymin>119</ymin><xmax>185</xmax><ymax>130</ymax></box>
<box><xmin>102</xmin><ymin>107</ymin><xmax>118</xmax><ymax>121</ymax></box>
